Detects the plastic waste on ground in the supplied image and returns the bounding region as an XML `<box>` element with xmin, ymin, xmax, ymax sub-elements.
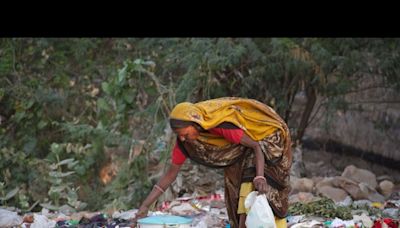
<box><xmin>372</xmin><ymin>218</ymin><xmax>399</xmax><ymax>228</ymax></box>
<box><xmin>290</xmin><ymin>220</ymin><xmax>323</xmax><ymax>228</ymax></box>
<box><xmin>0</xmin><ymin>208</ymin><xmax>23</xmax><ymax>227</ymax></box>
<box><xmin>30</xmin><ymin>213</ymin><xmax>57</xmax><ymax>228</ymax></box>
<box><xmin>353</xmin><ymin>213</ymin><xmax>374</xmax><ymax>228</ymax></box>
<box><xmin>137</xmin><ymin>215</ymin><xmax>192</xmax><ymax>228</ymax></box>
<box><xmin>330</xmin><ymin>217</ymin><xmax>356</xmax><ymax>228</ymax></box>
<box><xmin>4</xmin><ymin>189</ymin><xmax>400</xmax><ymax>228</ymax></box>
<box><xmin>112</xmin><ymin>209</ymin><xmax>138</xmax><ymax>220</ymax></box>
<box><xmin>287</xmin><ymin>215</ymin><xmax>305</xmax><ymax>226</ymax></box>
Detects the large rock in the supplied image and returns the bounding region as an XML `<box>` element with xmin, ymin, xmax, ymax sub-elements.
<box><xmin>378</xmin><ymin>180</ymin><xmax>394</xmax><ymax>198</ymax></box>
<box><xmin>341</xmin><ymin>165</ymin><xmax>378</xmax><ymax>189</ymax></box>
<box><xmin>329</xmin><ymin>176</ymin><xmax>384</xmax><ymax>202</ymax></box>
<box><xmin>358</xmin><ymin>183</ymin><xmax>385</xmax><ymax>202</ymax></box>
<box><xmin>315</xmin><ymin>177</ymin><xmax>335</xmax><ymax>189</ymax></box>
<box><xmin>316</xmin><ymin>186</ymin><xmax>349</xmax><ymax>203</ymax></box>
<box><xmin>331</xmin><ymin>176</ymin><xmax>368</xmax><ymax>200</ymax></box>
<box><xmin>289</xmin><ymin>192</ymin><xmax>316</xmax><ymax>204</ymax></box>
<box><xmin>312</xmin><ymin>177</ymin><xmax>324</xmax><ymax>186</ymax></box>
<box><xmin>290</xmin><ymin>177</ymin><xmax>314</xmax><ymax>194</ymax></box>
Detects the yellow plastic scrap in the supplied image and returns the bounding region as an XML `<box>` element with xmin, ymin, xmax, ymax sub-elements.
<box><xmin>371</xmin><ymin>202</ymin><xmax>383</xmax><ymax>209</ymax></box>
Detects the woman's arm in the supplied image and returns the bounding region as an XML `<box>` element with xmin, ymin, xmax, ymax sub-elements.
<box><xmin>240</xmin><ymin>133</ymin><xmax>268</xmax><ymax>194</ymax></box>
<box><xmin>134</xmin><ymin>163</ymin><xmax>182</xmax><ymax>220</ymax></box>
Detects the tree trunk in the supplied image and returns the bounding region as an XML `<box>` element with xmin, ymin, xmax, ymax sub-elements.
<box><xmin>296</xmin><ymin>85</ymin><xmax>317</xmax><ymax>142</ymax></box>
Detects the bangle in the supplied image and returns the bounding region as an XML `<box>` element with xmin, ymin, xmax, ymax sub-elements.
<box><xmin>253</xmin><ymin>176</ymin><xmax>266</xmax><ymax>182</ymax></box>
<box><xmin>154</xmin><ymin>184</ymin><xmax>165</xmax><ymax>193</ymax></box>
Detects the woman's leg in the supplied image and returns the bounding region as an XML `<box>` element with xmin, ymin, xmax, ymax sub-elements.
<box><xmin>239</xmin><ymin>214</ymin><xmax>246</xmax><ymax>228</ymax></box>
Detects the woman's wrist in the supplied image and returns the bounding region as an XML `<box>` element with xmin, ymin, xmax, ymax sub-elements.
<box><xmin>154</xmin><ymin>184</ymin><xmax>165</xmax><ymax>193</ymax></box>
<box><xmin>253</xmin><ymin>175</ymin><xmax>266</xmax><ymax>182</ymax></box>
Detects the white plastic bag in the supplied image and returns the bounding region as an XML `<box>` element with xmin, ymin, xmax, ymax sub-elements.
<box><xmin>0</xmin><ymin>208</ymin><xmax>23</xmax><ymax>227</ymax></box>
<box><xmin>244</xmin><ymin>191</ymin><xmax>276</xmax><ymax>228</ymax></box>
<box><xmin>30</xmin><ymin>214</ymin><xmax>56</xmax><ymax>228</ymax></box>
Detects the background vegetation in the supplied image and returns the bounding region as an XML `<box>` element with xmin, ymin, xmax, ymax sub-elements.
<box><xmin>1</xmin><ymin>38</ymin><xmax>399</xmax><ymax>212</ymax></box>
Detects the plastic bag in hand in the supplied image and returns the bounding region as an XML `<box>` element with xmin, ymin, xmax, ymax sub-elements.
<box><xmin>244</xmin><ymin>191</ymin><xmax>276</xmax><ymax>228</ymax></box>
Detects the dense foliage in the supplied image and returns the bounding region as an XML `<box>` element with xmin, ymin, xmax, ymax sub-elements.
<box><xmin>1</xmin><ymin>38</ymin><xmax>399</xmax><ymax>212</ymax></box>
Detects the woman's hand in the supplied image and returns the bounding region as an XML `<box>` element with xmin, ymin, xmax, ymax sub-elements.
<box><xmin>136</xmin><ymin>205</ymin><xmax>149</xmax><ymax>219</ymax></box>
<box><xmin>130</xmin><ymin>164</ymin><xmax>182</xmax><ymax>227</ymax></box>
<box><xmin>130</xmin><ymin>206</ymin><xmax>149</xmax><ymax>227</ymax></box>
<box><xmin>253</xmin><ymin>177</ymin><xmax>268</xmax><ymax>194</ymax></box>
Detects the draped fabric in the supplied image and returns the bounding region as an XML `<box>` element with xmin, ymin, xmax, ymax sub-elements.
<box><xmin>169</xmin><ymin>97</ymin><xmax>289</xmax><ymax>145</ymax></box>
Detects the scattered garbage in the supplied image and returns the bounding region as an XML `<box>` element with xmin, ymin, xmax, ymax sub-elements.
<box><xmin>1</xmin><ymin>187</ymin><xmax>399</xmax><ymax>228</ymax></box>
<box><xmin>353</xmin><ymin>213</ymin><xmax>374</xmax><ymax>228</ymax></box>
<box><xmin>30</xmin><ymin>213</ymin><xmax>56</xmax><ymax>228</ymax></box>
<box><xmin>112</xmin><ymin>209</ymin><xmax>138</xmax><ymax>220</ymax></box>
<box><xmin>372</xmin><ymin>218</ymin><xmax>399</xmax><ymax>228</ymax></box>
<box><xmin>290</xmin><ymin>220</ymin><xmax>323</xmax><ymax>228</ymax></box>
<box><xmin>137</xmin><ymin>215</ymin><xmax>192</xmax><ymax>228</ymax></box>
<box><xmin>287</xmin><ymin>215</ymin><xmax>304</xmax><ymax>226</ymax></box>
<box><xmin>0</xmin><ymin>208</ymin><xmax>23</xmax><ymax>227</ymax></box>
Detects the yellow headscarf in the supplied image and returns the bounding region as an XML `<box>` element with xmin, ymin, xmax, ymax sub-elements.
<box><xmin>170</xmin><ymin>97</ymin><xmax>288</xmax><ymax>146</ymax></box>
